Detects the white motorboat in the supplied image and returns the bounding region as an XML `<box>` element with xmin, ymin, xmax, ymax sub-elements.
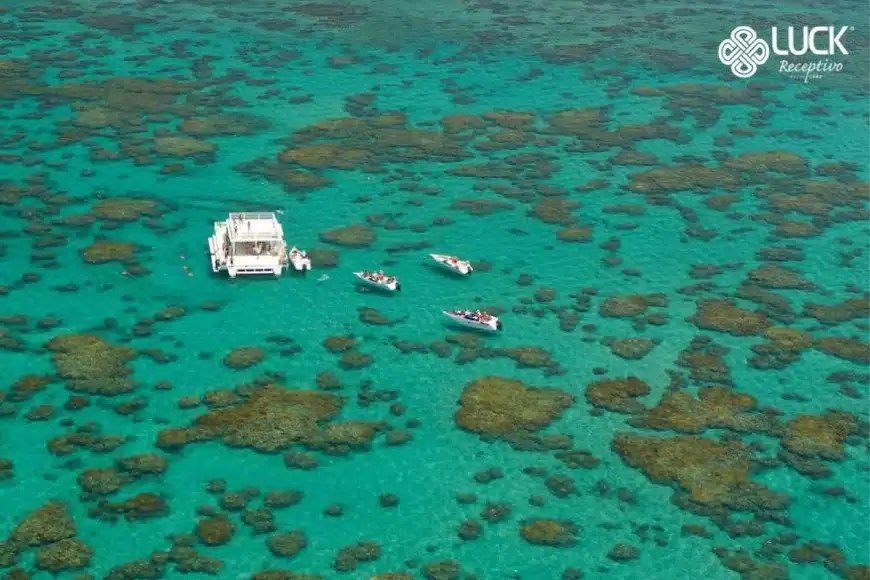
<box><xmin>430</xmin><ymin>253</ymin><xmax>473</xmax><ymax>275</ymax></box>
<box><xmin>354</xmin><ymin>271</ymin><xmax>401</xmax><ymax>292</ymax></box>
<box><xmin>289</xmin><ymin>247</ymin><xmax>312</xmax><ymax>272</ymax></box>
<box><xmin>443</xmin><ymin>309</ymin><xmax>502</xmax><ymax>332</ymax></box>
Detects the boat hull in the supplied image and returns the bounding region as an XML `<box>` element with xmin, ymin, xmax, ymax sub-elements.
<box><xmin>208</xmin><ymin>235</ymin><xmax>221</xmax><ymax>273</ymax></box>
<box><xmin>442</xmin><ymin>311</ymin><xmax>501</xmax><ymax>332</ymax></box>
<box><xmin>354</xmin><ymin>272</ymin><xmax>400</xmax><ymax>292</ymax></box>
<box><xmin>227</xmin><ymin>265</ymin><xmax>283</xmax><ymax>278</ymax></box>
<box><xmin>209</xmin><ymin>236</ymin><xmax>283</xmax><ymax>277</ymax></box>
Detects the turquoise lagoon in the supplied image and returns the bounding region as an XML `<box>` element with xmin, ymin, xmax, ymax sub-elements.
<box><xmin>0</xmin><ymin>0</ymin><xmax>868</xmax><ymax>579</ymax></box>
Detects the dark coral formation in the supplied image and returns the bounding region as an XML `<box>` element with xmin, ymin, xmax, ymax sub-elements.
<box><xmin>455</xmin><ymin>376</ymin><xmax>574</xmax><ymax>439</ymax></box>
<box><xmin>156</xmin><ymin>382</ymin><xmax>390</xmax><ymax>456</ymax></box>
<box><xmin>45</xmin><ymin>334</ymin><xmax>137</xmax><ymax>395</ymax></box>
<box><xmin>391</xmin><ymin>332</ymin><xmax>567</xmax><ymax>375</ymax></box>
<box><xmin>2</xmin><ymin>502</ymin><xmax>93</xmax><ymax>572</ymax></box>
<box><xmin>519</xmin><ymin>519</ymin><xmax>579</xmax><ymax>547</ymax></box>
<box><xmin>223</xmin><ymin>346</ymin><xmax>266</xmax><ymax>369</ymax></box>
<box><xmin>586</xmin><ymin>377</ymin><xmax>650</xmax><ymax>413</ymax></box>
<box><xmin>690</xmin><ymin>299</ymin><xmax>770</xmax><ymax>336</ymax></box>
<box><xmin>319</xmin><ymin>224</ymin><xmax>375</xmax><ymax>247</ymax></box>
<box><xmin>781</xmin><ymin>412</ymin><xmax>860</xmax><ymax>460</ymax></box>
<box><xmin>157</xmin><ymin>384</ymin><xmax>343</xmax><ymax>452</ymax></box>
<box><xmin>630</xmin><ymin>387</ymin><xmax>779</xmax><ymax>435</ymax></box>
<box><xmin>613</xmin><ymin>434</ymin><xmax>789</xmax><ymax>518</ymax></box>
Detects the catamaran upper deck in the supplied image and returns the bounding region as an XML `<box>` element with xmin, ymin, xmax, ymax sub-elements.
<box><xmin>225</xmin><ymin>212</ymin><xmax>285</xmax><ymax>242</ymax></box>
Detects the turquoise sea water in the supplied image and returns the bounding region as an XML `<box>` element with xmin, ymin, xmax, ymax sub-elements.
<box><xmin>0</xmin><ymin>1</ymin><xmax>869</xmax><ymax>579</ymax></box>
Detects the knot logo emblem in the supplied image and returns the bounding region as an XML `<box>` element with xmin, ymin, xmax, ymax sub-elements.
<box><xmin>719</xmin><ymin>26</ymin><xmax>770</xmax><ymax>78</ymax></box>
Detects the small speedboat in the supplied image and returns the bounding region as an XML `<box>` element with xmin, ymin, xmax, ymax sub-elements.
<box><xmin>289</xmin><ymin>247</ymin><xmax>312</xmax><ymax>272</ymax></box>
<box><xmin>354</xmin><ymin>271</ymin><xmax>401</xmax><ymax>292</ymax></box>
<box><xmin>443</xmin><ymin>309</ymin><xmax>502</xmax><ymax>332</ymax></box>
<box><xmin>431</xmin><ymin>253</ymin><xmax>473</xmax><ymax>276</ymax></box>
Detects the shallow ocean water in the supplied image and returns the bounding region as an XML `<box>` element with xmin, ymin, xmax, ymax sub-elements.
<box><xmin>0</xmin><ymin>0</ymin><xmax>868</xmax><ymax>579</ymax></box>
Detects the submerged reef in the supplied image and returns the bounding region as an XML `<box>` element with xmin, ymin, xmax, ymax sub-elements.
<box><xmin>0</xmin><ymin>0</ymin><xmax>868</xmax><ymax>578</ymax></box>
<box><xmin>455</xmin><ymin>376</ymin><xmax>574</xmax><ymax>438</ymax></box>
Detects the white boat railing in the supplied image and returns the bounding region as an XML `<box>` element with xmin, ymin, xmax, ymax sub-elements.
<box><xmin>225</xmin><ymin>212</ymin><xmax>285</xmax><ymax>242</ymax></box>
<box><xmin>228</xmin><ymin>212</ymin><xmax>275</xmax><ymax>220</ymax></box>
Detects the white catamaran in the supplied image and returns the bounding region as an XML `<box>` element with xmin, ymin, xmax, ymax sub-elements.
<box><xmin>208</xmin><ymin>212</ymin><xmax>290</xmax><ymax>278</ymax></box>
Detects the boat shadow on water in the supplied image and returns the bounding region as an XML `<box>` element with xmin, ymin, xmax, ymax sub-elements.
<box><xmin>354</xmin><ymin>283</ymin><xmax>399</xmax><ymax>295</ymax></box>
